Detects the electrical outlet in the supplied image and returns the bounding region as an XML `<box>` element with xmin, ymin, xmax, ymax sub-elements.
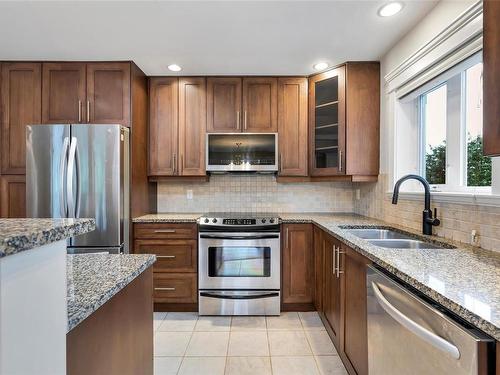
<box><xmin>471</xmin><ymin>229</ymin><xmax>480</xmax><ymax>246</ymax></box>
<box><xmin>186</xmin><ymin>190</ymin><xmax>193</xmax><ymax>200</ymax></box>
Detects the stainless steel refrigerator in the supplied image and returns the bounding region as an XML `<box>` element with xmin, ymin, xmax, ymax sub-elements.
<box><xmin>26</xmin><ymin>124</ymin><xmax>130</xmax><ymax>254</ymax></box>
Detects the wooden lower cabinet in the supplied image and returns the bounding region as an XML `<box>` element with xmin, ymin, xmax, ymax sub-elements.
<box><xmin>315</xmin><ymin>226</ymin><xmax>371</xmax><ymax>375</ymax></box>
<box><xmin>282</xmin><ymin>224</ymin><xmax>314</xmax><ymax>307</ymax></box>
<box><xmin>341</xmin><ymin>245</ymin><xmax>371</xmax><ymax>375</ymax></box>
<box><xmin>0</xmin><ymin>175</ymin><xmax>26</xmax><ymax>218</ymax></box>
<box><xmin>67</xmin><ymin>267</ymin><xmax>153</xmax><ymax>375</ymax></box>
<box><xmin>133</xmin><ymin>223</ymin><xmax>198</xmax><ymax>311</ymax></box>
<box><xmin>322</xmin><ymin>232</ymin><xmax>342</xmax><ymax>348</ymax></box>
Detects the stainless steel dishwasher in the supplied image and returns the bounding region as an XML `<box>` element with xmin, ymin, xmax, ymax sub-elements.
<box><xmin>366</xmin><ymin>265</ymin><xmax>495</xmax><ymax>375</ymax></box>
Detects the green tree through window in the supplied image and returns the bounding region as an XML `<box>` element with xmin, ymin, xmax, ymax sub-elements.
<box><xmin>467</xmin><ymin>135</ymin><xmax>491</xmax><ymax>186</ymax></box>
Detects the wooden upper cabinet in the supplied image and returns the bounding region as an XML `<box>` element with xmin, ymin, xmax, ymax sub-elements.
<box><xmin>86</xmin><ymin>63</ymin><xmax>131</xmax><ymax>126</ymax></box>
<box><xmin>483</xmin><ymin>0</ymin><xmax>500</xmax><ymax>156</ymax></box>
<box><xmin>278</xmin><ymin>77</ymin><xmax>308</xmax><ymax>176</ymax></box>
<box><xmin>1</xmin><ymin>63</ymin><xmax>41</xmax><ymax>174</ymax></box>
<box><xmin>178</xmin><ymin>77</ymin><xmax>206</xmax><ymax>176</ymax></box>
<box><xmin>309</xmin><ymin>67</ymin><xmax>346</xmax><ymax>176</ymax></box>
<box><xmin>0</xmin><ymin>175</ymin><xmax>26</xmax><ymax>218</ymax></box>
<box><xmin>242</xmin><ymin>77</ymin><xmax>277</xmax><ymax>132</ymax></box>
<box><xmin>149</xmin><ymin>77</ymin><xmax>178</xmax><ymax>176</ymax></box>
<box><xmin>282</xmin><ymin>224</ymin><xmax>313</xmax><ymax>304</ymax></box>
<box><xmin>42</xmin><ymin>63</ymin><xmax>86</xmax><ymax>124</ymax></box>
<box><xmin>207</xmin><ymin>77</ymin><xmax>242</xmax><ymax>132</ymax></box>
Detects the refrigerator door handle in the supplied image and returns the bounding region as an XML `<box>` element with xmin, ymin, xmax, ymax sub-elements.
<box><xmin>75</xmin><ymin>140</ymin><xmax>81</xmax><ymax>218</ymax></box>
<box><xmin>59</xmin><ymin>137</ymin><xmax>70</xmax><ymax>217</ymax></box>
<box><xmin>67</xmin><ymin>136</ymin><xmax>77</xmax><ymax>218</ymax></box>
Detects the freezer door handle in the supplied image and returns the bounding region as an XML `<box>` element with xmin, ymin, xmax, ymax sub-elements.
<box><xmin>371</xmin><ymin>281</ymin><xmax>460</xmax><ymax>359</ymax></box>
<box><xmin>59</xmin><ymin>137</ymin><xmax>70</xmax><ymax>217</ymax></box>
<box><xmin>75</xmin><ymin>140</ymin><xmax>81</xmax><ymax>218</ymax></box>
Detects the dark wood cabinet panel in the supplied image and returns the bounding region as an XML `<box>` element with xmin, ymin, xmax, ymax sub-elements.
<box><xmin>86</xmin><ymin>62</ymin><xmax>131</xmax><ymax>126</ymax></box>
<box><xmin>242</xmin><ymin>77</ymin><xmax>277</xmax><ymax>132</ymax></box>
<box><xmin>1</xmin><ymin>62</ymin><xmax>41</xmax><ymax>174</ymax></box>
<box><xmin>0</xmin><ymin>175</ymin><xmax>26</xmax><ymax>218</ymax></box>
<box><xmin>282</xmin><ymin>224</ymin><xmax>313</xmax><ymax>304</ymax></box>
<box><xmin>207</xmin><ymin>77</ymin><xmax>242</xmax><ymax>132</ymax></box>
<box><xmin>344</xmin><ymin>62</ymin><xmax>380</xmax><ymax>176</ymax></box>
<box><xmin>278</xmin><ymin>77</ymin><xmax>308</xmax><ymax>176</ymax></box>
<box><xmin>134</xmin><ymin>239</ymin><xmax>197</xmax><ymax>273</ymax></box>
<box><xmin>341</xmin><ymin>245</ymin><xmax>370</xmax><ymax>375</ymax></box>
<box><xmin>153</xmin><ymin>273</ymin><xmax>197</xmax><ymax>303</ymax></box>
<box><xmin>67</xmin><ymin>267</ymin><xmax>153</xmax><ymax>375</ymax></box>
<box><xmin>179</xmin><ymin>77</ymin><xmax>206</xmax><ymax>176</ymax></box>
<box><xmin>42</xmin><ymin>63</ymin><xmax>86</xmax><ymax>124</ymax></box>
<box><xmin>313</xmin><ymin>225</ymin><xmax>323</xmax><ymax>311</ymax></box>
<box><xmin>483</xmin><ymin>0</ymin><xmax>500</xmax><ymax>156</ymax></box>
<box><xmin>148</xmin><ymin>77</ymin><xmax>178</xmax><ymax>176</ymax></box>
<box><xmin>323</xmin><ymin>233</ymin><xmax>342</xmax><ymax>347</ymax></box>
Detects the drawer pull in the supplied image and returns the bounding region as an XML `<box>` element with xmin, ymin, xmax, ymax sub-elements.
<box><xmin>155</xmin><ymin>287</ymin><xmax>176</xmax><ymax>291</ymax></box>
<box><xmin>157</xmin><ymin>255</ymin><xmax>176</xmax><ymax>259</ymax></box>
<box><xmin>154</xmin><ymin>229</ymin><xmax>177</xmax><ymax>233</ymax></box>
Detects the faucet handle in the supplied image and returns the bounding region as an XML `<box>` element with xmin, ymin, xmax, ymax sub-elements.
<box><xmin>433</xmin><ymin>207</ymin><xmax>437</xmax><ymax>218</ymax></box>
<box><xmin>433</xmin><ymin>208</ymin><xmax>440</xmax><ymax>226</ymax></box>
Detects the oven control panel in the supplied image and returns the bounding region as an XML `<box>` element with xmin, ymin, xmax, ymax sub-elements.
<box><xmin>223</xmin><ymin>219</ymin><xmax>256</xmax><ymax>225</ymax></box>
<box><xmin>199</xmin><ymin>215</ymin><xmax>280</xmax><ymax>229</ymax></box>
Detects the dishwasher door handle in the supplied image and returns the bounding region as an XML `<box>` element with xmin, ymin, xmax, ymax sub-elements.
<box><xmin>371</xmin><ymin>281</ymin><xmax>461</xmax><ymax>359</ymax></box>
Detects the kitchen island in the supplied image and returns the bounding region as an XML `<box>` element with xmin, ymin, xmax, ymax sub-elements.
<box><xmin>0</xmin><ymin>218</ymin><xmax>95</xmax><ymax>375</ymax></box>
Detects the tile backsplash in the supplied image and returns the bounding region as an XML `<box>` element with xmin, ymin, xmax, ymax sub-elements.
<box><xmin>354</xmin><ymin>174</ymin><xmax>500</xmax><ymax>252</ymax></box>
<box><xmin>157</xmin><ymin>174</ymin><xmax>354</xmax><ymax>213</ymax></box>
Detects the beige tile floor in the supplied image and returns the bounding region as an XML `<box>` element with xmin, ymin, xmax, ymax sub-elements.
<box><xmin>153</xmin><ymin>311</ymin><xmax>348</xmax><ymax>375</ymax></box>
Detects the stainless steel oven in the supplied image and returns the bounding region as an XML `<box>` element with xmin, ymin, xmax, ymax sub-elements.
<box><xmin>198</xmin><ymin>214</ymin><xmax>281</xmax><ymax>315</ymax></box>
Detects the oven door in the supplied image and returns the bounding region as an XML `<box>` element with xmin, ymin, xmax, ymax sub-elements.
<box><xmin>199</xmin><ymin>232</ymin><xmax>280</xmax><ymax>290</ymax></box>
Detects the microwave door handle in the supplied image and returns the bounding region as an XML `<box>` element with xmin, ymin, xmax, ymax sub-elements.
<box><xmin>371</xmin><ymin>282</ymin><xmax>460</xmax><ymax>359</ymax></box>
<box><xmin>200</xmin><ymin>292</ymin><xmax>279</xmax><ymax>300</ymax></box>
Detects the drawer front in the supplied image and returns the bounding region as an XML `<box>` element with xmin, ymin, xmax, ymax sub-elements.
<box><xmin>153</xmin><ymin>273</ymin><xmax>197</xmax><ymax>303</ymax></box>
<box><xmin>135</xmin><ymin>239</ymin><xmax>197</xmax><ymax>273</ymax></box>
<box><xmin>134</xmin><ymin>223</ymin><xmax>197</xmax><ymax>239</ymax></box>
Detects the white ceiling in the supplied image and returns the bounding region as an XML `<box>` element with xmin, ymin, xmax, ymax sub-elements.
<box><xmin>0</xmin><ymin>1</ymin><xmax>439</xmax><ymax>76</ymax></box>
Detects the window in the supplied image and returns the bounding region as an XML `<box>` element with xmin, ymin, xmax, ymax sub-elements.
<box><xmin>417</xmin><ymin>53</ymin><xmax>492</xmax><ymax>192</ymax></box>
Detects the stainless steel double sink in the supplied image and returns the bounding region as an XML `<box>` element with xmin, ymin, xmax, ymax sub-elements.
<box><xmin>343</xmin><ymin>227</ymin><xmax>453</xmax><ymax>250</ymax></box>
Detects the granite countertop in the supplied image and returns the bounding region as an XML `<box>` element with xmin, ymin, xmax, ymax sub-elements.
<box><xmin>133</xmin><ymin>213</ymin><xmax>201</xmax><ymax>223</ymax></box>
<box><xmin>0</xmin><ymin>218</ymin><xmax>96</xmax><ymax>258</ymax></box>
<box><xmin>133</xmin><ymin>212</ymin><xmax>500</xmax><ymax>340</ymax></box>
<box><xmin>67</xmin><ymin>253</ymin><xmax>156</xmax><ymax>332</ymax></box>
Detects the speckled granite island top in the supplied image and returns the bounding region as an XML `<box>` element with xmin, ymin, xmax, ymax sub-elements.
<box><xmin>0</xmin><ymin>218</ymin><xmax>95</xmax><ymax>258</ymax></box>
<box><xmin>134</xmin><ymin>212</ymin><xmax>500</xmax><ymax>340</ymax></box>
<box><xmin>67</xmin><ymin>253</ymin><xmax>156</xmax><ymax>332</ymax></box>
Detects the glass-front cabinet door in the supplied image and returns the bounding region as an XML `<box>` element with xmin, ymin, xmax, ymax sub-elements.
<box><xmin>309</xmin><ymin>66</ymin><xmax>345</xmax><ymax>176</ymax></box>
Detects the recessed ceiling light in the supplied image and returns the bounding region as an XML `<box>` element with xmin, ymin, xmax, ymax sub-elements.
<box><xmin>378</xmin><ymin>2</ymin><xmax>403</xmax><ymax>17</ymax></box>
<box><xmin>313</xmin><ymin>62</ymin><xmax>329</xmax><ymax>71</ymax></box>
<box><xmin>167</xmin><ymin>64</ymin><xmax>182</xmax><ymax>72</ymax></box>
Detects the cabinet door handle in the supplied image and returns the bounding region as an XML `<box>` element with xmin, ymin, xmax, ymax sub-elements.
<box><xmin>336</xmin><ymin>247</ymin><xmax>345</xmax><ymax>278</ymax></box>
<box><xmin>332</xmin><ymin>245</ymin><xmax>336</xmax><ymax>275</ymax></box>
<box><xmin>236</xmin><ymin>111</ymin><xmax>241</xmax><ymax>130</ymax></box>
<box><xmin>157</xmin><ymin>255</ymin><xmax>176</xmax><ymax>259</ymax></box>
<box><xmin>339</xmin><ymin>149</ymin><xmax>343</xmax><ymax>172</ymax></box>
<box><xmin>154</xmin><ymin>229</ymin><xmax>176</xmax><ymax>233</ymax></box>
<box><xmin>278</xmin><ymin>153</ymin><xmax>282</xmax><ymax>174</ymax></box>
<box><xmin>180</xmin><ymin>154</ymin><xmax>183</xmax><ymax>175</ymax></box>
<box><xmin>78</xmin><ymin>100</ymin><xmax>82</xmax><ymax>122</ymax></box>
<box><xmin>285</xmin><ymin>227</ymin><xmax>289</xmax><ymax>249</ymax></box>
<box><xmin>172</xmin><ymin>154</ymin><xmax>177</xmax><ymax>175</ymax></box>
<box><xmin>86</xmin><ymin>100</ymin><xmax>90</xmax><ymax>122</ymax></box>
<box><xmin>244</xmin><ymin>111</ymin><xmax>247</xmax><ymax>130</ymax></box>
<box><xmin>155</xmin><ymin>287</ymin><xmax>176</xmax><ymax>291</ymax></box>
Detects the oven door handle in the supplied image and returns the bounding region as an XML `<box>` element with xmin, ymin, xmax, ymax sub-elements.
<box><xmin>199</xmin><ymin>234</ymin><xmax>279</xmax><ymax>240</ymax></box>
<box><xmin>200</xmin><ymin>291</ymin><xmax>280</xmax><ymax>300</ymax></box>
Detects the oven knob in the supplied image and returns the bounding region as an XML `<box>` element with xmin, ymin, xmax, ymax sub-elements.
<box><xmin>204</xmin><ymin>218</ymin><xmax>209</xmax><ymax>223</ymax></box>
<box><xmin>261</xmin><ymin>219</ymin><xmax>266</xmax><ymax>223</ymax></box>
<box><xmin>270</xmin><ymin>219</ymin><xmax>275</xmax><ymax>223</ymax></box>
<box><xmin>212</xmin><ymin>218</ymin><xmax>218</xmax><ymax>223</ymax></box>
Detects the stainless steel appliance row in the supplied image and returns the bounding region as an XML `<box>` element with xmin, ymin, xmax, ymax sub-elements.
<box><xmin>26</xmin><ymin>124</ymin><xmax>130</xmax><ymax>254</ymax></box>
<box><xmin>198</xmin><ymin>213</ymin><xmax>281</xmax><ymax>315</ymax></box>
<box><xmin>367</xmin><ymin>265</ymin><xmax>494</xmax><ymax>375</ymax></box>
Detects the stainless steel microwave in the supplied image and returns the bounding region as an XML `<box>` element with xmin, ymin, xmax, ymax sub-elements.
<box><xmin>206</xmin><ymin>133</ymin><xmax>278</xmax><ymax>173</ymax></box>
